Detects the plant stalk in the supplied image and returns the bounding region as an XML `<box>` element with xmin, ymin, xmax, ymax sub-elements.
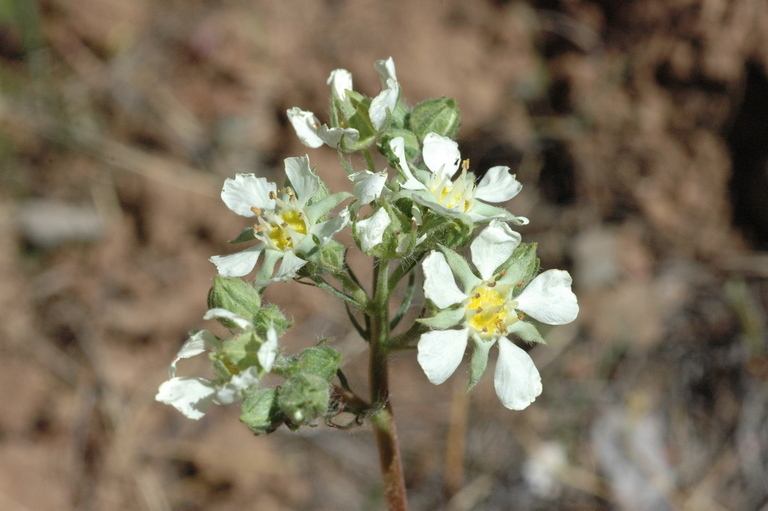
<box><xmin>369</xmin><ymin>258</ymin><xmax>409</xmax><ymax>511</ymax></box>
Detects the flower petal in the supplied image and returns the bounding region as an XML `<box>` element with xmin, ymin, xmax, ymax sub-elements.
<box><xmin>370</xmin><ymin>78</ymin><xmax>399</xmax><ymax>131</ymax></box>
<box><xmin>169</xmin><ymin>330</ymin><xmax>218</xmax><ymax>378</ymax></box>
<box><xmin>156</xmin><ymin>376</ymin><xmax>217</xmax><ymax>420</ymax></box>
<box><xmin>213</xmin><ymin>366</ymin><xmax>261</xmax><ymax>405</ymax></box>
<box><xmin>210</xmin><ymin>244</ymin><xmax>265</xmax><ymax>277</ymax></box>
<box><xmin>284</xmin><ymin>156</ymin><xmax>320</xmax><ymax>206</ymax></box>
<box><xmin>203</xmin><ymin>308</ymin><xmax>253</xmax><ymax>331</ymax></box>
<box><xmin>374</xmin><ymin>57</ymin><xmax>397</xmax><ymax>88</ymax></box>
<box><xmin>270</xmin><ymin>250</ymin><xmax>307</xmax><ymax>282</ymax></box>
<box><xmin>423</xmin><ymin>133</ymin><xmax>460</xmax><ymax>178</ymax></box>
<box><xmin>470</xmin><ymin>220</ymin><xmax>522</xmax><ymax>280</ymax></box>
<box><xmin>494</xmin><ymin>338</ymin><xmax>542</xmax><ymax>410</ymax></box>
<box><xmin>286</xmin><ymin>107</ymin><xmax>325</xmax><ymax>148</ymax></box>
<box><xmin>317</xmin><ymin>124</ymin><xmax>359</xmax><ymax>148</ymax></box>
<box><xmin>327</xmin><ymin>68</ymin><xmax>353</xmax><ymax>100</ymax></box>
<box><xmin>258</xmin><ymin>326</ymin><xmax>279</xmax><ymax>372</ymax></box>
<box><xmin>350</xmin><ymin>170</ymin><xmax>387</xmax><ymax>205</ymax></box>
<box><xmin>356</xmin><ymin>207</ymin><xmax>391</xmax><ymax>253</ymax></box>
<box><xmin>311</xmin><ymin>209</ymin><xmax>350</xmax><ymax>245</ymax></box>
<box><xmin>390</xmin><ymin>137</ymin><xmax>426</xmax><ymax>190</ymax></box>
<box><xmin>417</xmin><ymin>328</ymin><xmax>469</xmax><ymax>385</ymax></box>
<box><xmin>515</xmin><ymin>270</ymin><xmax>579</xmax><ymax>325</ymax></box>
<box><xmin>475</xmin><ymin>166</ymin><xmax>523</xmax><ymax>203</ymax></box>
<box><xmin>422</xmin><ymin>251</ymin><xmax>467</xmax><ymax>309</ymax></box>
<box><xmin>221</xmin><ymin>174</ymin><xmax>276</xmax><ymax>217</ymax></box>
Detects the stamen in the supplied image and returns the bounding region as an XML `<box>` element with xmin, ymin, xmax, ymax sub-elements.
<box><xmin>250</xmin><ymin>206</ymin><xmax>262</xmax><ymax>216</ymax></box>
<box><xmin>269</xmin><ymin>191</ymin><xmax>277</xmax><ymax>200</ymax></box>
<box><xmin>487</xmin><ymin>281</ymin><xmax>497</xmax><ymax>288</ymax></box>
<box><xmin>461</xmin><ymin>159</ymin><xmax>470</xmax><ymax>170</ymax></box>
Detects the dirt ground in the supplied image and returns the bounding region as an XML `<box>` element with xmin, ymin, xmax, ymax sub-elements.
<box><xmin>2</xmin><ymin>0</ymin><xmax>768</xmax><ymax>510</ymax></box>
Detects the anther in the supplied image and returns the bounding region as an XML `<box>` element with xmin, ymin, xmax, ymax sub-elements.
<box><xmin>250</xmin><ymin>207</ymin><xmax>262</xmax><ymax>216</ymax></box>
<box><xmin>461</xmin><ymin>159</ymin><xmax>470</xmax><ymax>170</ymax></box>
<box><xmin>269</xmin><ymin>191</ymin><xmax>277</xmax><ymax>200</ymax></box>
<box><xmin>487</xmin><ymin>281</ymin><xmax>497</xmax><ymax>288</ymax></box>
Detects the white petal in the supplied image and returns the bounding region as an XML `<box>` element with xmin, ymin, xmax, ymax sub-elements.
<box><xmin>423</xmin><ymin>133</ymin><xmax>460</xmax><ymax>178</ymax></box>
<box><xmin>286</xmin><ymin>107</ymin><xmax>325</xmax><ymax>148</ymax></box>
<box><xmin>169</xmin><ymin>330</ymin><xmax>218</xmax><ymax>377</ymax></box>
<box><xmin>284</xmin><ymin>155</ymin><xmax>319</xmax><ymax>206</ymax></box>
<box><xmin>374</xmin><ymin>57</ymin><xmax>397</xmax><ymax>88</ymax></box>
<box><xmin>258</xmin><ymin>326</ymin><xmax>279</xmax><ymax>372</ymax></box>
<box><xmin>515</xmin><ymin>270</ymin><xmax>579</xmax><ymax>325</ymax></box>
<box><xmin>369</xmin><ymin>78</ymin><xmax>399</xmax><ymax>131</ymax></box>
<box><xmin>494</xmin><ymin>338</ymin><xmax>542</xmax><ymax>410</ymax></box>
<box><xmin>214</xmin><ymin>367</ymin><xmax>261</xmax><ymax>405</ymax></box>
<box><xmin>470</xmin><ymin>220</ymin><xmax>522</xmax><ymax>280</ymax></box>
<box><xmin>390</xmin><ymin>137</ymin><xmax>426</xmax><ymax>190</ymax></box>
<box><xmin>417</xmin><ymin>328</ymin><xmax>469</xmax><ymax>385</ymax></box>
<box><xmin>203</xmin><ymin>308</ymin><xmax>253</xmax><ymax>330</ymax></box>
<box><xmin>475</xmin><ymin>167</ymin><xmax>523</xmax><ymax>203</ymax></box>
<box><xmin>356</xmin><ymin>207</ymin><xmax>391</xmax><ymax>252</ymax></box>
<box><xmin>422</xmin><ymin>251</ymin><xmax>468</xmax><ymax>309</ymax></box>
<box><xmin>317</xmin><ymin>125</ymin><xmax>360</xmax><ymax>148</ymax></box>
<box><xmin>221</xmin><ymin>174</ymin><xmax>276</xmax><ymax>217</ymax></box>
<box><xmin>350</xmin><ymin>170</ymin><xmax>387</xmax><ymax>205</ymax></box>
<box><xmin>270</xmin><ymin>250</ymin><xmax>306</xmax><ymax>282</ymax></box>
<box><xmin>156</xmin><ymin>377</ymin><xmax>217</xmax><ymax>420</ymax></box>
<box><xmin>327</xmin><ymin>68</ymin><xmax>353</xmax><ymax>100</ymax></box>
<box><xmin>210</xmin><ymin>244</ymin><xmax>264</xmax><ymax>277</ymax></box>
<box><xmin>311</xmin><ymin>208</ymin><xmax>350</xmax><ymax>245</ymax></box>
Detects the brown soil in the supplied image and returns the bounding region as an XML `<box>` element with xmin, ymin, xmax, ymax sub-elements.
<box><xmin>2</xmin><ymin>0</ymin><xmax>768</xmax><ymax>510</ymax></box>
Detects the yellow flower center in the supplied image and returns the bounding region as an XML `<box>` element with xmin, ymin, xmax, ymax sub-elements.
<box><xmin>466</xmin><ymin>285</ymin><xmax>517</xmax><ymax>336</ymax></box>
<box><xmin>429</xmin><ymin>162</ymin><xmax>476</xmax><ymax>213</ymax></box>
<box><xmin>267</xmin><ymin>209</ymin><xmax>307</xmax><ymax>250</ymax></box>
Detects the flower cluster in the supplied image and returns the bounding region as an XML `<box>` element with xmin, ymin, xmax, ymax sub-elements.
<box><xmin>156</xmin><ymin>57</ymin><xmax>578</xmax><ymax>431</ymax></box>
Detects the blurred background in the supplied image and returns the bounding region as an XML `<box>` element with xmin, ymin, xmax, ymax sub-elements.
<box><xmin>2</xmin><ymin>0</ymin><xmax>768</xmax><ymax>509</ymax></box>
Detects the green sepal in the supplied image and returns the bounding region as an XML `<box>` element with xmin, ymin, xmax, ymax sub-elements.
<box><xmin>287</xmin><ymin>345</ymin><xmax>342</xmax><ymax>383</ymax></box>
<box><xmin>418</xmin><ymin>306</ymin><xmax>465</xmax><ymax>329</ymax></box>
<box><xmin>354</xmin><ymin>200</ymin><xmax>415</xmax><ymax>260</ymax></box>
<box><xmin>304</xmin><ymin>191</ymin><xmax>352</xmax><ymax>224</ymax></box>
<box><xmin>497</xmin><ymin>242</ymin><xmax>540</xmax><ymax>294</ymax></box>
<box><xmin>207</xmin><ymin>276</ymin><xmax>262</xmax><ymax>325</ymax></box>
<box><xmin>390</xmin><ymin>100</ymin><xmax>410</xmax><ymax>129</ymax></box>
<box><xmin>507</xmin><ymin>320</ymin><xmax>546</xmax><ymax>344</ymax></box>
<box><xmin>468</xmin><ymin>335</ymin><xmax>494</xmax><ymax>391</ymax></box>
<box><xmin>378</xmin><ymin>128</ymin><xmax>420</xmax><ymax>165</ymax></box>
<box><xmin>301</xmin><ymin>239</ymin><xmax>346</xmax><ymax>276</ymax></box>
<box><xmin>240</xmin><ymin>388</ymin><xmax>284</xmax><ymax>435</ymax></box>
<box><xmin>229</xmin><ymin>227</ymin><xmax>257</xmax><ymax>244</ymax></box>
<box><xmin>277</xmin><ymin>373</ymin><xmax>331</xmax><ymax>426</ymax></box>
<box><xmin>216</xmin><ymin>332</ymin><xmax>263</xmax><ymax>374</ymax></box>
<box><xmin>438</xmin><ymin>245</ymin><xmax>481</xmax><ymax>291</ymax></box>
<box><xmin>408</xmin><ymin>97</ymin><xmax>461</xmax><ymax>142</ymax></box>
<box><xmin>254</xmin><ymin>303</ymin><xmax>291</xmax><ymax>338</ymax></box>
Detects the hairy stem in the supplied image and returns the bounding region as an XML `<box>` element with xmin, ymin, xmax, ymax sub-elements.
<box><xmin>369</xmin><ymin>258</ymin><xmax>409</xmax><ymax>511</ymax></box>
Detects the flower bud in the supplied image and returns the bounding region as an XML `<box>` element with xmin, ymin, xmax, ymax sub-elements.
<box><xmin>408</xmin><ymin>97</ymin><xmax>461</xmax><ymax>142</ymax></box>
<box><xmin>291</xmin><ymin>345</ymin><xmax>341</xmax><ymax>382</ymax></box>
<box><xmin>240</xmin><ymin>388</ymin><xmax>284</xmax><ymax>435</ymax></box>
<box><xmin>208</xmin><ymin>276</ymin><xmax>262</xmax><ymax>327</ymax></box>
<box><xmin>278</xmin><ymin>373</ymin><xmax>331</xmax><ymax>426</ymax></box>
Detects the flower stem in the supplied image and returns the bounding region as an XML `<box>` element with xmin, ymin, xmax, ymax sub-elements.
<box><xmin>369</xmin><ymin>258</ymin><xmax>409</xmax><ymax>511</ymax></box>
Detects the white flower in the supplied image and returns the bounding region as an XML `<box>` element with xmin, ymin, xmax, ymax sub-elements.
<box><xmin>416</xmin><ymin>221</ymin><xmax>578</xmax><ymax>409</ymax></box>
<box><xmin>355</xmin><ymin>207</ymin><xmax>391</xmax><ymax>253</ymax></box>
<box><xmin>349</xmin><ymin>169</ymin><xmax>388</xmax><ymax>205</ymax></box>
<box><xmin>287</xmin><ymin>57</ymin><xmax>400</xmax><ymax>149</ymax></box>
<box><xmin>390</xmin><ymin>133</ymin><xmax>528</xmax><ymax>225</ymax></box>
<box><xmin>210</xmin><ymin>155</ymin><xmax>349</xmax><ymax>283</ymax></box>
<box><xmin>155</xmin><ymin>309</ymin><xmax>277</xmax><ymax>420</ymax></box>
